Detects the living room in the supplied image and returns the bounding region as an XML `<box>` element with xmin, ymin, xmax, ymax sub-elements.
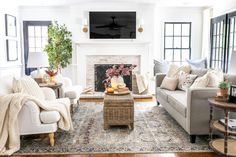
<box><xmin>0</xmin><ymin>0</ymin><xmax>236</xmax><ymax>157</ymax></box>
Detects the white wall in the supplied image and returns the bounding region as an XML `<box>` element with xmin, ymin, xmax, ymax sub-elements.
<box><xmin>213</xmin><ymin>0</ymin><xmax>236</xmax><ymax>16</ymax></box>
<box><xmin>19</xmin><ymin>2</ymin><xmax>155</xmax><ymax>80</ymax></box>
<box><xmin>153</xmin><ymin>7</ymin><xmax>204</xmax><ymax>60</ymax></box>
<box><xmin>19</xmin><ymin>4</ymin><xmax>204</xmax><ymax>81</ymax></box>
<box><xmin>0</xmin><ymin>5</ymin><xmax>22</xmax><ymax>77</ymax></box>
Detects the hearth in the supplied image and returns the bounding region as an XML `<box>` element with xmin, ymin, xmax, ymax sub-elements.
<box><xmin>94</xmin><ymin>64</ymin><xmax>132</xmax><ymax>91</ymax></box>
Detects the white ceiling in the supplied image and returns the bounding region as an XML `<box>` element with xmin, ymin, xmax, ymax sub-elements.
<box><xmin>6</xmin><ymin>0</ymin><xmax>221</xmax><ymax>7</ymax></box>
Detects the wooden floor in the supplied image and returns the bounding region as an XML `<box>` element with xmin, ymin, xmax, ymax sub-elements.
<box><xmin>8</xmin><ymin>98</ymin><xmax>220</xmax><ymax>157</ymax></box>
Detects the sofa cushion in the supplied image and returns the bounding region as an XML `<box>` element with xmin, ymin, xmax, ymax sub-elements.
<box><xmin>207</xmin><ymin>69</ymin><xmax>224</xmax><ymax>87</ymax></box>
<box><xmin>166</xmin><ymin>90</ymin><xmax>187</xmax><ymax>117</ymax></box>
<box><xmin>160</xmin><ymin>77</ymin><xmax>178</xmax><ymax>91</ymax></box>
<box><xmin>40</xmin><ymin>111</ymin><xmax>60</xmax><ymax>124</ymax></box>
<box><xmin>190</xmin><ymin>68</ymin><xmax>208</xmax><ymax>77</ymax></box>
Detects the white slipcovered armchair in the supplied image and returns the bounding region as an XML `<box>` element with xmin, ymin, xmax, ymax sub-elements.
<box><xmin>0</xmin><ymin>76</ymin><xmax>71</xmax><ymax>146</ymax></box>
<box><xmin>57</xmin><ymin>76</ymin><xmax>83</xmax><ymax>112</ymax></box>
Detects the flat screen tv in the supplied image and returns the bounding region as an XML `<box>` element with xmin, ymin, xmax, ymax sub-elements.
<box><xmin>89</xmin><ymin>12</ymin><xmax>136</xmax><ymax>39</ymax></box>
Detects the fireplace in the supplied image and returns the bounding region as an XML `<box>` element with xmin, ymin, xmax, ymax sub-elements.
<box><xmin>94</xmin><ymin>64</ymin><xmax>132</xmax><ymax>91</ymax></box>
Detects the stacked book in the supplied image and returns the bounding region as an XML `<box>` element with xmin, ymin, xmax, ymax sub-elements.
<box><xmin>219</xmin><ymin>119</ymin><xmax>236</xmax><ymax>130</ymax></box>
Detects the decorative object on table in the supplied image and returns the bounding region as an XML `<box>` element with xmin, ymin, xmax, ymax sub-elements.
<box><xmin>45</xmin><ymin>68</ymin><xmax>58</xmax><ymax>83</ymax></box>
<box><xmin>5</xmin><ymin>14</ymin><xmax>17</xmax><ymax>37</ymax></box>
<box><xmin>6</xmin><ymin>39</ymin><xmax>18</xmax><ymax>61</ymax></box>
<box><xmin>230</xmin><ymin>85</ymin><xmax>236</xmax><ymax>103</ymax></box>
<box><xmin>219</xmin><ymin>119</ymin><xmax>236</xmax><ymax>130</ymax></box>
<box><xmin>218</xmin><ymin>81</ymin><xmax>230</xmax><ymax>96</ymax></box>
<box><xmin>44</xmin><ymin>21</ymin><xmax>72</xmax><ymax>72</ymax></box>
<box><xmin>103</xmin><ymin>64</ymin><xmax>137</xmax><ymax>89</ymax></box>
<box><xmin>27</xmin><ymin>52</ymin><xmax>49</xmax><ymax>83</ymax></box>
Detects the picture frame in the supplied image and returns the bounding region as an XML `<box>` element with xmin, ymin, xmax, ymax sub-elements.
<box><xmin>5</xmin><ymin>14</ymin><xmax>17</xmax><ymax>37</ymax></box>
<box><xmin>6</xmin><ymin>39</ymin><xmax>18</xmax><ymax>61</ymax></box>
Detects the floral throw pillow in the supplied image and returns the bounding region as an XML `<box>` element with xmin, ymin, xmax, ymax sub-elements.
<box><xmin>178</xmin><ymin>71</ymin><xmax>198</xmax><ymax>91</ymax></box>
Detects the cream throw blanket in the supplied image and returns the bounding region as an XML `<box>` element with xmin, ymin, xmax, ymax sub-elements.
<box><xmin>0</xmin><ymin>93</ymin><xmax>73</xmax><ymax>155</ymax></box>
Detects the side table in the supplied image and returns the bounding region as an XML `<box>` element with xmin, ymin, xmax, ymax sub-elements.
<box><xmin>208</xmin><ymin>98</ymin><xmax>236</xmax><ymax>157</ymax></box>
<box><xmin>39</xmin><ymin>83</ymin><xmax>62</xmax><ymax>98</ymax></box>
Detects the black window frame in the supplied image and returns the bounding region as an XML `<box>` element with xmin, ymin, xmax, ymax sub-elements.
<box><xmin>210</xmin><ymin>11</ymin><xmax>236</xmax><ymax>72</ymax></box>
<box><xmin>23</xmin><ymin>21</ymin><xmax>51</xmax><ymax>75</ymax></box>
<box><xmin>164</xmin><ymin>22</ymin><xmax>192</xmax><ymax>64</ymax></box>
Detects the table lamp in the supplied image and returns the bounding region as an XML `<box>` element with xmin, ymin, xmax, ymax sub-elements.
<box><xmin>27</xmin><ymin>52</ymin><xmax>49</xmax><ymax>83</ymax></box>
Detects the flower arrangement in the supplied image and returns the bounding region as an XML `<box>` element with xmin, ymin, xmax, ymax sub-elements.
<box><xmin>103</xmin><ymin>64</ymin><xmax>137</xmax><ymax>87</ymax></box>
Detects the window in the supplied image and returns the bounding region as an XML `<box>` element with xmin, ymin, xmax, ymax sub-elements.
<box><xmin>164</xmin><ymin>22</ymin><xmax>191</xmax><ymax>65</ymax></box>
<box><xmin>23</xmin><ymin>21</ymin><xmax>51</xmax><ymax>75</ymax></box>
<box><xmin>210</xmin><ymin>11</ymin><xmax>236</xmax><ymax>72</ymax></box>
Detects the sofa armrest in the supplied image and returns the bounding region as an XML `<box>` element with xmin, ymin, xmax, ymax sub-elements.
<box><xmin>41</xmin><ymin>87</ymin><xmax>56</xmax><ymax>100</ymax></box>
<box><xmin>186</xmin><ymin>87</ymin><xmax>218</xmax><ymax>134</ymax></box>
<box><xmin>155</xmin><ymin>73</ymin><xmax>166</xmax><ymax>87</ymax></box>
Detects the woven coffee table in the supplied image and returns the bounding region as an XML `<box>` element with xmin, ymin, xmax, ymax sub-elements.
<box><xmin>103</xmin><ymin>93</ymin><xmax>134</xmax><ymax>130</ymax></box>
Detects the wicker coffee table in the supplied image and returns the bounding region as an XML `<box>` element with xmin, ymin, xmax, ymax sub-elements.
<box><xmin>103</xmin><ymin>93</ymin><xmax>134</xmax><ymax>130</ymax></box>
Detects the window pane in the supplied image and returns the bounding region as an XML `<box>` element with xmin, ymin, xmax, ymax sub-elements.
<box><xmin>230</xmin><ymin>18</ymin><xmax>234</xmax><ymax>33</ymax></box>
<box><xmin>174</xmin><ymin>24</ymin><xmax>181</xmax><ymax>36</ymax></box>
<box><xmin>35</xmin><ymin>26</ymin><xmax>42</xmax><ymax>37</ymax></box>
<box><xmin>182</xmin><ymin>50</ymin><xmax>190</xmax><ymax>60</ymax></box>
<box><xmin>29</xmin><ymin>48</ymin><xmax>35</xmax><ymax>53</ymax></box>
<box><xmin>35</xmin><ymin>48</ymin><xmax>42</xmax><ymax>52</ymax></box>
<box><xmin>174</xmin><ymin>50</ymin><xmax>181</xmax><ymax>61</ymax></box>
<box><xmin>42</xmin><ymin>26</ymin><xmax>48</xmax><ymax>37</ymax></box>
<box><xmin>182</xmin><ymin>24</ymin><xmax>190</xmax><ymax>36</ymax></box>
<box><xmin>28</xmin><ymin>26</ymin><xmax>35</xmax><ymax>37</ymax></box>
<box><xmin>165</xmin><ymin>24</ymin><xmax>173</xmax><ymax>36</ymax></box>
<box><xmin>174</xmin><ymin>37</ymin><xmax>181</xmax><ymax>48</ymax></box>
<box><xmin>28</xmin><ymin>37</ymin><xmax>35</xmax><ymax>48</ymax></box>
<box><xmin>165</xmin><ymin>50</ymin><xmax>173</xmax><ymax>61</ymax></box>
<box><xmin>35</xmin><ymin>37</ymin><xmax>42</xmax><ymax>48</ymax></box>
<box><xmin>182</xmin><ymin>37</ymin><xmax>189</xmax><ymax>48</ymax></box>
<box><xmin>165</xmin><ymin>37</ymin><xmax>173</xmax><ymax>48</ymax></box>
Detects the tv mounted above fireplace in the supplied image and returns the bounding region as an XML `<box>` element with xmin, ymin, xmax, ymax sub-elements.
<box><xmin>89</xmin><ymin>12</ymin><xmax>136</xmax><ymax>39</ymax></box>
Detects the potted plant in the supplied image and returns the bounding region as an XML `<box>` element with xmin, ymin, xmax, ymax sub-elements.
<box><xmin>44</xmin><ymin>21</ymin><xmax>72</xmax><ymax>72</ymax></box>
<box><xmin>218</xmin><ymin>81</ymin><xmax>231</xmax><ymax>96</ymax></box>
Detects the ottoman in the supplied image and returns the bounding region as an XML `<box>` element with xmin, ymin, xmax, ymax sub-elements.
<box><xmin>103</xmin><ymin>93</ymin><xmax>134</xmax><ymax>130</ymax></box>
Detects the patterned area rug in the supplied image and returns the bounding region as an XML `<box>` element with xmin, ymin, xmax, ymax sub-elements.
<box><xmin>17</xmin><ymin>102</ymin><xmax>211</xmax><ymax>155</ymax></box>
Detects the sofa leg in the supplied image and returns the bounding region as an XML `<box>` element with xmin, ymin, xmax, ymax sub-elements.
<box><xmin>49</xmin><ymin>133</ymin><xmax>55</xmax><ymax>146</ymax></box>
<box><xmin>190</xmin><ymin>135</ymin><xmax>196</xmax><ymax>143</ymax></box>
<box><xmin>157</xmin><ymin>101</ymin><xmax>160</xmax><ymax>106</ymax></box>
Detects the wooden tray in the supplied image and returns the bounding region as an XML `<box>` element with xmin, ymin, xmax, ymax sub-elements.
<box><xmin>105</xmin><ymin>90</ymin><xmax>130</xmax><ymax>95</ymax></box>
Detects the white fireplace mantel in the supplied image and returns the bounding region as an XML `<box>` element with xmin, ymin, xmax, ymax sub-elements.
<box><xmin>72</xmin><ymin>41</ymin><xmax>152</xmax><ymax>87</ymax></box>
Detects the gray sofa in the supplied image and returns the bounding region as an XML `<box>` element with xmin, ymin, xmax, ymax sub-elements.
<box><xmin>155</xmin><ymin>69</ymin><xmax>236</xmax><ymax>143</ymax></box>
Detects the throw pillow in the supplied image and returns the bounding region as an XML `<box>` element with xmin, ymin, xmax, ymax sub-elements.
<box><xmin>190</xmin><ymin>73</ymin><xmax>210</xmax><ymax>88</ymax></box>
<box><xmin>167</xmin><ymin>64</ymin><xmax>191</xmax><ymax>77</ymax></box>
<box><xmin>154</xmin><ymin>60</ymin><xmax>169</xmax><ymax>74</ymax></box>
<box><xmin>160</xmin><ymin>77</ymin><xmax>179</xmax><ymax>91</ymax></box>
<box><xmin>12</xmin><ymin>76</ymin><xmax>45</xmax><ymax>100</ymax></box>
<box><xmin>186</xmin><ymin>58</ymin><xmax>207</xmax><ymax>69</ymax></box>
<box><xmin>190</xmin><ymin>68</ymin><xmax>208</xmax><ymax>77</ymax></box>
<box><xmin>207</xmin><ymin>69</ymin><xmax>224</xmax><ymax>87</ymax></box>
<box><xmin>178</xmin><ymin>71</ymin><xmax>198</xmax><ymax>91</ymax></box>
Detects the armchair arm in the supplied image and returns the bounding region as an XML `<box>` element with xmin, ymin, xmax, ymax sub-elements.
<box><xmin>41</xmin><ymin>87</ymin><xmax>56</xmax><ymax>100</ymax></box>
<box><xmin>62</xmin><ymin>77</ymin><xmax>72</xmax><ymax>88</ymax></box>
<box><xmin>186</xmin><ymin>87</ymin><xmax>218</xmax><ymax>134</ymax></box>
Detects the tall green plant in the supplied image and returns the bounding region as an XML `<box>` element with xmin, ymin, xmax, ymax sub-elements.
<box><xmin>44</xmin><ymin>21</ymin><xmax>72</xmax><ymax>70</ymax></box>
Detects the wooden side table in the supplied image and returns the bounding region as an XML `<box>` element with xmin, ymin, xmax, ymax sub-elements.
<box><xmin>208</xmin><ymin>98</ymin><xmax>236</xmax><ymax>157</ymax></box>
<box><xmin>103</xmin><ymin>93</ymin><xmax>134</xmax><ymax>130</ymax></box>
<box><xmin>39</xmin><ymin>83</ymin><xmax>62</xmax><ymax>98</ymax></box>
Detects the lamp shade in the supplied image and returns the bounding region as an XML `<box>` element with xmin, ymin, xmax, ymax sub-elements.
<box><xmin>27</xmin><ymin>52</ymin><xmax>49</xmax><ymax>68</ymax></box>
<box><xmin>228</xmin><ymin>51</ymin><xmax>236</xmax><ymax>74</ymax></box>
